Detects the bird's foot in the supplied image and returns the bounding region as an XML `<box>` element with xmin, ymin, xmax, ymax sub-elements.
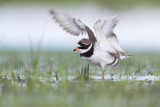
<box><xmin>101</xmin><ymin>69</ymin><xmax>104</xmax><ymax>79</ymax></box>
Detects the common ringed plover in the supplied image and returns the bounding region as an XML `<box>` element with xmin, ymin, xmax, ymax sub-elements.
<box><xmin>50</xmin><ymin>9</ymin><xmax>131</xmax><ymax>79</ymax></box>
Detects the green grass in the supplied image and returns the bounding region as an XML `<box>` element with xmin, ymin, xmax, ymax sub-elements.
<box><xmin>0</xmin><ymin>51</ymin><xmax>160</xmax><ymax>107</ymax></box>
<box><xmin>1</xmin><ymin>0</ymin><xmax>160</xmax><ymax>9</ymax></box>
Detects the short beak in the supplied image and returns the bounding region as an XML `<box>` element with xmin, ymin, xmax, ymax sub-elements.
<box><xmin>73</xmin><ymin>47</ymin><xmax>79</xmax><ymax>51</ymax></box>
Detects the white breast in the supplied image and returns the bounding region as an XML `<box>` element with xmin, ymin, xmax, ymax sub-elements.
<box><xmin>82</xmin><ymin>46</ymin><xmax>115</xmax><ymax>69</ymax></box>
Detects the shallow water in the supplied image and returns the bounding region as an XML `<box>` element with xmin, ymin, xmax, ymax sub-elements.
<box><xmin>1</xmin><ymin>74</ymin><xmax>159</xmax><ymax>89</ymax></box>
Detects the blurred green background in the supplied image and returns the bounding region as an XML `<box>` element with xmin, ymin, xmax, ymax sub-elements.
<box><xmin>1</xmin><ymin>0</ymin><xmax>160</xmax><ymax>8</ymax></box>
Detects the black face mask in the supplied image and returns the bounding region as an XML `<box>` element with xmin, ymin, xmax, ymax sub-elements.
<box><xmin>78</xmin><ymin>42</ymin><xmax>90</xmax><ymax>50</ymax></box>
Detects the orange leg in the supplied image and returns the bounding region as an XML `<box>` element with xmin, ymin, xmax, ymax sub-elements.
<box><xmin>101</xmin><ymin>69</ymin><xmax>104</xmax><ymax>79</ymax></box>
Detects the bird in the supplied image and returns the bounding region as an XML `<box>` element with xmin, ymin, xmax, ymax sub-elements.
<box><xmin>49</xmin><ymin>9</ymin><xmax>131</xmax><ymax>79</ymax></box>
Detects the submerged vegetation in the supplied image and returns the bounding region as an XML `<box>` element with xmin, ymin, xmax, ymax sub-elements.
<box><xmin>0</xmin><ymin>51</ymin><xmax>160</xmax><ymax>107</ymax></box>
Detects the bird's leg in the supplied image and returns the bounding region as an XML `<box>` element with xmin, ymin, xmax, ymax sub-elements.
<box><xmin>87</xmin><ymin>62</ymin><xmax>90</xmax><ymax>75</ymax></box>
<box><xmin>85</xmin><ymin>62</ymin><xmax>90</xmax><ymax>79</ymax></box>
<box><xmin>101</xmin><ymin>68</ymin><xmax>104</xmax><ymax>79</ymax></box>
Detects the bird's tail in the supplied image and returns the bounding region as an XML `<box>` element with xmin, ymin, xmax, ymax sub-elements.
<box><xmin>120</xmin><ymin>54</ymin><xmax>133</xmax><ymax>59</ymax></box>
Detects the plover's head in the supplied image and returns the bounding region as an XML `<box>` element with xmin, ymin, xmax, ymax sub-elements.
<box><xmin>73</xmin><ymin>38</ymin><xmax>93</xmax><ymax>54</ymax></box>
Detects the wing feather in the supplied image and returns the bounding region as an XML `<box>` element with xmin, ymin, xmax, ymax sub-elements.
<box><xmin>94</xmin><ymin>16</ymin><xmax>126</xmax><ymax>58</ymax></box>
<box><xmin>49</xmin><ymin>9</ymin><xmax>86</xmax><ymax>36</ymax></box>
<box><xmin>49</xmin><ymin>9</ymin><xmax>96</xmax><ymax>43</ymax></box>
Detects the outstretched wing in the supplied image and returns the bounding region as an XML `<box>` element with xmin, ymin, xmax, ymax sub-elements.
<box><xmin>94</xmin><ymin>16</ymin><xmax>127</xmax><ymax>60</ymax></box>
<box><xmin>49</xmin><ymin>9</ymin><xmax>96</xmax><ymax>43</ymax></box>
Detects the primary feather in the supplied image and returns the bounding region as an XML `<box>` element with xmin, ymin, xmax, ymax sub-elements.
<box><xmin>49</xmin><ymin>9</ymin><xmax>86</xmax><ymax>36</ymax></box>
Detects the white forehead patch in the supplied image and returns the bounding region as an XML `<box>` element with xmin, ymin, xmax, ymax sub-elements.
<box><xmin>77</xmin><ymin>44</ymin><xmax>81</xmax><ymax>47</ymax></box>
